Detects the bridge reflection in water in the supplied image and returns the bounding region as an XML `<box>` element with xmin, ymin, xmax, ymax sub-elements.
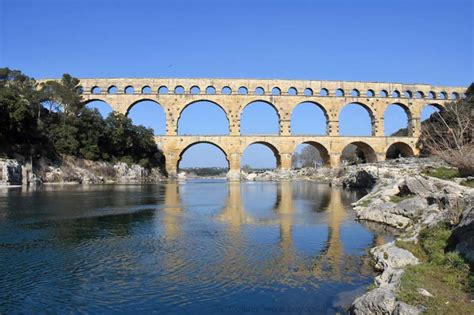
<box><xmin>160</xmin><ymin>180</ymin><xmax>386</xmax><ymax>285</ymax></box>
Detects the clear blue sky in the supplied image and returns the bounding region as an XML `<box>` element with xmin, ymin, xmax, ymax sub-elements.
<box><xmin>1</xmin><ymin>0</ymin><xmax>472</xmax><ymax>168</ymax></box>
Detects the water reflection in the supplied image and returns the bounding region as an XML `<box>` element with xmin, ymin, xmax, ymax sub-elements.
<box><xmin>0</xmin><ymin>181</ymin><xmax>389</xmax><ymax>314</ymax></box>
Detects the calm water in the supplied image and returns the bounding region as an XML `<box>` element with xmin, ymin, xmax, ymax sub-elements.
<box><xmin>0</xmin><ymin>180</ymin><xmax>388</xmax><ymax>314</ymax></box>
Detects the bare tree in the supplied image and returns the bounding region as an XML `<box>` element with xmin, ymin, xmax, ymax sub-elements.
<box><xmin>292</xmin><ymin>145</ymin><xmax>323</xmax><ymax>168</ymax></box>
<box><xmin>420</xmin><ymin>84</ymin><xmax>473</xmax><ymax>176</ymax></box>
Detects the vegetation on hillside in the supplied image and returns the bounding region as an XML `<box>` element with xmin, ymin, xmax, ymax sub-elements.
<box><xmin>0</xmin><ymin>68</ymin><xmax>164</xmax><ymax>169</ymax></box>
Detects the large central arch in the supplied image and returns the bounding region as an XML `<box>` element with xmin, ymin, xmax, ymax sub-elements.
<box><xmin>383</xmin><ymin>102</ymin><xmax>412</xmax><ymax>137</ymax></box>
<box><xmin>177</xmin><ymin>100</ymin><xmax>230</xmax><ymax>135</ymax></box>
<box><xmin>291</xmin><ymin>101</ymin><xmax>329</xmax><ymax>135</ymax></box>
<box><xmin>339</xmin><ymin>102</ymin><xmax>375</xmax><ymax>136</ymax></box>
<box><xmin>240</xmin><ymin>100</ymin><xmax>280</xmax><ymax>135</ymax></box>
<box><xmin>177</xmin><ymin>141</ymin><xmax>229</xmax><ymax>171</ymax></box>
<box><xmin>126</xmin><ymin>99</ymin><xmax>166</xmax><ymax>135</ymax></box>
<box><xmin>292</xmin><ymin>141</ymin><xmax>330</xmax><ymax>167</ymax></box>
<box><xmin>341</xmin><ymin>141</ymin><xmax>377</xmax><ymax>164</ymax></box>
<box><xmin>241</xmin><ymin>141</ymin><xmax>281</xmax><ymax>169</ymax></box>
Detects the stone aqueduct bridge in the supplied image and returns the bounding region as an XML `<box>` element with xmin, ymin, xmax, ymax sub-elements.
<box><xmin>70</xmin><ymin>78</ymin><xmax>465</xmax><ymax>178</ymax></box>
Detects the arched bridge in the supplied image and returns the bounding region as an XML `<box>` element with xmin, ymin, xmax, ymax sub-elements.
<box><xmin>69</xmin><ymin>77</ymin><xmax>465</xmax><ymax>178</ymax></box>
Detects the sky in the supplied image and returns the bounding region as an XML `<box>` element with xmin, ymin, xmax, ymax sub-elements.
<box><xmin>1</xmin><ymin>0</ymin><xmax>472</xmax><ymax>168</ymax></box>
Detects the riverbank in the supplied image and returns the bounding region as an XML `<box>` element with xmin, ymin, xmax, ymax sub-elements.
<box><xmin>344</xmin><ymin>161</ymin><xmax>474</xmax><ymax>314</ymax></box>
<box><xmin>0</xmin><ymin>156</ymin><xmax>165</xmax><ymax>186</ymax></box>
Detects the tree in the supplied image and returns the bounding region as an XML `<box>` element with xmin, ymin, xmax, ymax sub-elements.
<box><xmin>292</xmin><ymin>145</ymin><xmax>323</xmax><ymax>168</ymax></box>
<box><xmin>419</xmin><ymin>84</ymin><xmax>474</xmax><ymax>176</ymax></box>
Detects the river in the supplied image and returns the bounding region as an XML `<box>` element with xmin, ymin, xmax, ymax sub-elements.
<box><xmin>0</xmin><ymin>180</ymin><xmax>389</xmax><ymax>314</ymax></box>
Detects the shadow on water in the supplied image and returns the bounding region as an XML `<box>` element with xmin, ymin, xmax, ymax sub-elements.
<box><xmin>0</xmin><ymin>180</ymin><xmax>391</xmax><ymax>314</ymax></box>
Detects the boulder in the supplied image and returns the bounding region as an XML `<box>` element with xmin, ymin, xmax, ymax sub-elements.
<box><xmin>0</xmin><ymin>159</ymin><xmax>22</xmax><ymax>185</ymax></box>
<box><xmin>371</xmin><ymin>242</ymin><xmax>419</xmax><ymax>270</ymax></box>
<box><xmin>448</xmin><ymin>204</ymin><xmax>474</xmax><ymax>267</ymax></box>
<box><xmin>393</xmin><ymin>302</ymin><xmax>424</xmax><ymax>315</ymax></box>
<box><xmin>349</xmin><ymin>287</ymin><xmax>397</xmax><ymax>314</ymax></box>
<box><xmin>343</xmin><ymin>170</ymin><xmax>376</xmax><ymax>190</ymax></box>
<box><xmin>356</xmin><ymin>203</ymin><xmax>412</xmax><ymax>229</ymax></box>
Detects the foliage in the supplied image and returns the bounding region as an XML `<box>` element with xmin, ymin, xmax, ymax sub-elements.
<box><xmin>181</xmin><ymin>167</ymin><xmax>228</xmax><ymax>176</ymax></box>
<box><xmin>292</xmin><ymin>145</ymin><xmax>323</xmax><ymax>168</ymax></box>
<box><xmin>419</xmin><ymin>84</ymin><xmax>474</xmax><ymax>177</ymax></box>
<box><xmin>396</xmin><ymin>225</ymin><xmax>474</xmax><ymax>314</ymax></box>
<box><xmin>422</xmin><ymin>166</ymin><xmax>460</xmax><ymax>180</ymax></box>
<box><xmin>389</xmin><ymin>194</ymin><xmax>413</xmax><ymax>203</ymax></box>
<box><xmin>0</xmin><ymin>67</ymin><xmax>163</xmax><ymax>170</ymax></box>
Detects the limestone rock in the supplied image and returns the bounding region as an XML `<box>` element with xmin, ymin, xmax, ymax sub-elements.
<box><xmin>349</xmin><ymin>287</ymin><xmax>397</xmax><ymax>315</ymax></box>
<box><xmin>393</xmin><ymin>302</ymin><xmax>424</xmax><ymax>315</ymax></box>
<box><xmin>371</xmin><ymin>242</ymin><xmax>419</xmax><ymax>270</ymax></box>
<box><xmin>0</xmin><ymin>159</ymin><xmax>22</xmax><ymax>185</ymax></box>
<box><xmin>448</xmin><ymin>204</ymin><xmax>474</xmax><ymax>267</ymax></box>
<box><xmin>343</xmin><ymin>170</ymin><xmax>376</xmax><ymax>190</ymax></box>
<box><xmin>417</xmin><ymin>288</ymin><xmax>433</xmax><ymax>297</ymax></box>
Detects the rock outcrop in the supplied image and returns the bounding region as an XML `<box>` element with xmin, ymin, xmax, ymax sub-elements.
<box><xmin>352</xmin><ymin>175</ymin><xmax>473</xmax><ymax>231</ymax></box>
<box><xmin>342</xmin><ymin>170</ymin><xmax>376</xmax><ymax>191</ymax></box>
<box><xmin>448</xmin><ymin>204</ymin><xmax>474</xmax><ymax>267</ymax></box>
<box><xmin>350</xmin><ymin>242</ymin><xmax>422</xmax><ymax>315</ymax></box>
<box><xmin>0</xmin><ymin>159</ymin><xmax>22</xmax><ymax>185</ymax></box>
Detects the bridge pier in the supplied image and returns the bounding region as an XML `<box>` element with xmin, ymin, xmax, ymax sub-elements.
<box><xmin>279</xmin><ymin>153</ymin><xmax>293</xmax><ymax>171</ymax></box>
<box><xmin>227</xmin><ymin>153</ymin><xmax>241</xmax><ymax>181</ymax></box>
<box><xmin>329</xmin><ymin>153</ymin><xmax>341</xmax><ymax>168</ymax></box>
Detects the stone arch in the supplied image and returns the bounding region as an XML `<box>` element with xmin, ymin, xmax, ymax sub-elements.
<box><xmin>288</xmin><ymin>87</ymin><xmax>298</xmax><ymax>95</ymax></box>
<box><xmin>386</xmin><ymin>142</ymin><xmax>415</xmax><ymax>159</ymax></box>
<box><xmin>124</xmin><ymin>85</ymin><xmax>134</xmax><ymax>94</ymax></box>
<box><xmin>290</xmin><ymin>101</ymin><xmax>329</xmax><ymax>135</ymax></box>
<box><xmin>293</xmin><ymin>141</ymin><xmax>330</xmax><ymax>167</ymax></box>
<box><xmin>351</xmin><ymin>89</ymin><xmax>360</xmax><ymax>97</ymax></box>
<box><xmin>91</xmin><ymin>86</ymin><xmax>101</xmax><ymax>94</ymax></box>
<box><xmin>240</xmin><ymin>100</ymin><xmax>280</xmax><ymax>135</ymax></box>
<box><xmin>190</xmin><ymin>85</ymin><xmax>201</xmax><ymax>94</ymax></box>
<box><xmin>141</xmin><ymin>85</ymin><xmax>152</xmax><ymax>94</ymax></box>
<box><xmin>126</xmin><ymin>99</ymin><xmax>167</xmax><ymax>135</ymax></box>
<box><xmin>242</xmin><ymin>141</ymin><xmax>281</xmax><ymax>168</ymax></box>
<box><xmin>108</xmin><ymin>85</ymin><xmax>118</xmax><ymax>94</ymax></box>
<box><xmin>383</xmin><ymin>102</ymin><xmax>413</xmax><ymax>136</ymax></box>
<box><xmin>341</xmin><ymin>141</ymin><xmax>377</xmax><ymax>164</ymax></box>
<box><xmin>339</xmin><ymin>101</ymin><xmax>375</xmax><ymax>136</ymax></box>
<box><xmin>158</xmin><ymin>86</ymin><xmax>169</xmax><ymax>94</ymax></box>
<box><xmin>177</xmin><ymin>100</ymin><xmax>230</xmax><ymax>135</ymax></box>
<box><xmin>177</xmin><ymin>141</ymin><xmax>229</xmax><ymax>171</ymax></box>
<box><xmin>420</xmin><ymin>103</ymin><xmax>444</xmax><ymax>121</ymax></box>
<box><xmin>126</xmin><ymin>99</ymin><xmax>165</xmax><ymax>115</ymax></box>
<box><xmin>174</xmin><ymin>85</ymin><xmax>185</xmax><ymax>94</ymax></box>
<box><xmin>238</xmin><ymin>86</ymin><xmax>248</xmax><ymax>95</ymax></box>
<box><xmin>83</xmin><ymin>99</ymin><xmax>114</xmax><ymax>117</ymax></box>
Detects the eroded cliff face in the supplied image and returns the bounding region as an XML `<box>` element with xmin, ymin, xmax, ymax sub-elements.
<box><xmin>0</xmin><ymin>159</ymin><xmax>22</xmax><ymax>185</ymax></box>
<box><xmin>0</xmin><ymin>157</ymin><xmax>165</xmax><ymax>186</ymax></box>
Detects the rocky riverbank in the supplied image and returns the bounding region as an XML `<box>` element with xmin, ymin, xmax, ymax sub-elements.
<box><xmin>0</xmin><ymin>157</ymin><xmax>165</xmax><ymax>186</ymax></box>
<box><xmin>345</xmin><ymin>162</ymin><xmax>474</xmax><ymax>314</ymax></box>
